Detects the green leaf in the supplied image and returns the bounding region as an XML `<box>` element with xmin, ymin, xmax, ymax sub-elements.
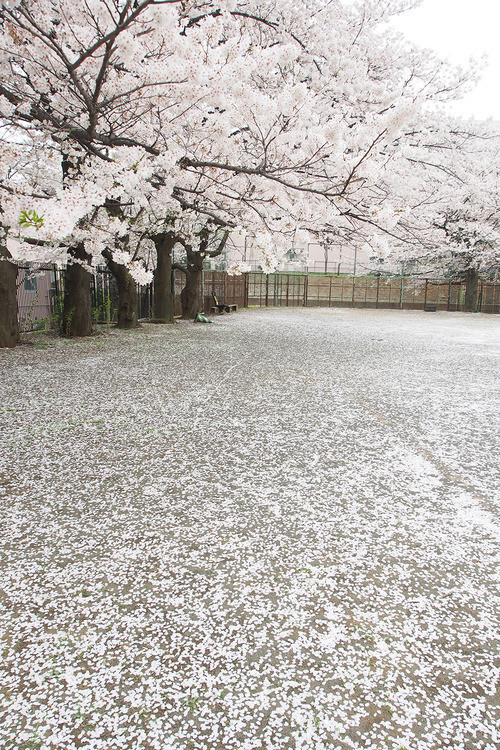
<box><xmin>19</xmin><ymin>209</ymin><xmax>45</xmax><ymax>230</ymax></box>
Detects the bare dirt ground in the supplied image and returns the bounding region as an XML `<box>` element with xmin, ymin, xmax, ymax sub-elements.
<box><xmin>1</xmin><ymin>307</ymin><xmax>499</xmax><ymax>750</ymax></box>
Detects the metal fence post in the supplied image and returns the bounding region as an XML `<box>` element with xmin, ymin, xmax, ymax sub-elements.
<box><xmin>244</xmin><ymin>272</ymin><xmax>249</xmax><ymax>307</ymax></box>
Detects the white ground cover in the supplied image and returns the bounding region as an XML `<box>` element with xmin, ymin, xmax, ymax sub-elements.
<box><xmin>0</xmin><ymin>307</ymin><xmax>499</xmax><ymax>750</ymax></box>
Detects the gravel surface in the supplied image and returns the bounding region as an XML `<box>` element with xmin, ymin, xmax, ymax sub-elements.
<box><xmin>1</xmin><ymin>307</ymin><xmax>499</xmax><ymax>750</ymax></box>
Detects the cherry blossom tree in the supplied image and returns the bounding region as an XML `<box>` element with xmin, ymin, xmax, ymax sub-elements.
<box><xmin>0</xmin><ymin>131</ymin><xmax>64</xmax><ymax>344</ymax></box>
<box><xmin>417</xmin><ymin>122</ymin><xmax>500</xmax><ymax>311</ymax></box>
<box><xmin>0</xmin><ymin>0</ymin><xmax>480</xmax><ymax>344</ymax></box>
<box><xmin>365</xmin><ymin>118</ymin><xmax>500</xmax><ymax>310</ymax></box>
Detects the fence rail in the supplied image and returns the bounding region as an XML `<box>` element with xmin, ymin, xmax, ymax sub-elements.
<box><xmin>236</xmin><ymin>273</ymin><xmax>500</xmax><ymax>314</ymax></box>
<box><xmin>16</xmin><ymin>266</ymin><xmax>500</xmax><ymax>331</ymax></box>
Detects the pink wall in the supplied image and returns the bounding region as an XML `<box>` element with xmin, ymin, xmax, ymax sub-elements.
<box><xmin>16</xmin><ymin>267</ymin><xmax>54</xmax><ymax>326</ymax></box>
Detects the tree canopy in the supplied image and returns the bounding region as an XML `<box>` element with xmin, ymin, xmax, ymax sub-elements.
<box><xmin>0</xmin><ymin>1</ymin><xmax>498</xmax><ymax>343</ymax></box>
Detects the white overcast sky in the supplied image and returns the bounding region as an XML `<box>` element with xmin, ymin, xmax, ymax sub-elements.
<box><xmin>391</xmin><ymin>0</ymin><xmax>500</xmax><ymax>121</ymax></box>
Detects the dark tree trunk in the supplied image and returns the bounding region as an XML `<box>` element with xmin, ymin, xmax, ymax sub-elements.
<box><xmin>179</xmin><ymin>247</ymin><xmax>204</xmax><ymax>319</ymax></box>
<box><xmin>62</xmin><ymin>244</ymin><xmax>92</xmax><ymax>337</ymax></box>
<box><xmin>464</xmin><ymin>268</ymin><xmax>479</xmax><ymax>312</ymax></box>
<box><xmin>60</xmin><ymin>154</ymin><xmax>92</xmax><ymax>337</ymax></box>
<box><xmin>153</xmin><ymin>232</ymin><xmax>176</xmax><ymax>323</ymax></box>
<box><xmin>0</xmin><ymin>242</ymin><xmax>20</xmax><ymax>348</ymax></box>
<box><xmin>180</xmin><ymin>266</ymin><xmax>203</xmax><ymax>319</ymax></box>
<box><xmin>102</xmin><ymin>250</ymin><xmax>138</xmax><ymax>328</ymax></box>
<box><xmin>178</xmin><ymin>231</ymin><xmax>228</xmax><ymax>319</ymax></box>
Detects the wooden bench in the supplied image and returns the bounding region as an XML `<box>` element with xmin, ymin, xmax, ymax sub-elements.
<box><xmin>210</xmin><ymin>304</ymin><xmax>237</xmax><ymax>314</ymax></box>
<box><xmin>211</xmin><ymin>291</ymin><xmax>237</xmax><ymax>314</ymax></box>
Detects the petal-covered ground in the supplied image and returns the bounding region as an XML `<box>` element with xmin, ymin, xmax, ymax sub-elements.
<box><xmin>0</xmin><ymin>307</ymin><xmax>499</xmax><ymax>750</ymax></box>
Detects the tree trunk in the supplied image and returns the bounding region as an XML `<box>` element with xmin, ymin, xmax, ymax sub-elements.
<box><xmin>178</xmin><ymin>232</ymin><xmax>228</xmax><ymax>319</ymax></box>
<box><xmin>62</xmin><ymin>244</ymin><xmax>92</xmax><ymax>337</ymax></box>
<box><xmin>179</xmin><ymin>247</ymin><xmax>204</xmax><ymax>319</ymax></box>
<box><xmin>180</xmin><ymin>265</ymin><xmax>203</xmax><ymax>319</ymax></box>
<box><xmin>153</xmin><ymin>232</ymin><xmax>176</xmax><ymax>323</ymax></box>
<box><xmin>0</xmin><ymin>242</ymin><xmax>20</xmax><ymax>348</ymax></box>
<box><xmin>102</xmin><ymin>250</ymin><xmax>138</xmax><ymax>328</ymax></box>
<box><xmin>464</xmin><ymin>268</ymin><xmax>479</xmax><ymax>312</ymax></box>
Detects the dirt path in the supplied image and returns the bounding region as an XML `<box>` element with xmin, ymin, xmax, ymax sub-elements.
<box><xmin>1</xmin><ymin>308</ymin><xmax>498</xmax><ymax>750</ymax></box>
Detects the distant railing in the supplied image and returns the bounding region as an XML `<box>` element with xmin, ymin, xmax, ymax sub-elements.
<box><xmin>226</xmin><ymin>272</ymin><xmax>500</xmax><ymax>314</ymax></box>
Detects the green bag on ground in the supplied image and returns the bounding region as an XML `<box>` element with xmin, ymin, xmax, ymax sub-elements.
<box><xmin>194</xmin><ymin>313</ymin><xmax>213</xmax><ymax>323</ymax></box>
